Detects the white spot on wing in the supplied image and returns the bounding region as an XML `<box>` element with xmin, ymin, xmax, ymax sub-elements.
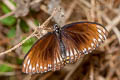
<box><xmin>97</xmin><ymin>25</ymin><xmax>106</xmax><ymax>33</ymax></box>
<box><xmin>93</xmin><ymin>38</ymin><xmax>99</xmax><ymax>47</ymax></box>
<box><xmin>103</xmin><ymin>35</ymin><xmax>106</xmax><ymax>40</ymax></box>
<box><xmin>98</xmin><ymin>38</ymin><xmax>101</xmax><ymax>42</ymax></box>
<box><xmin>66</xmin><ymin>50</ymin><xmax>69</xmax><ymax>56</ymax></box>
<box><xmin>27</xmin><ymin>59</ymin><xmax>30</xmax><ymax>65</ymax></box>
<box><xmin>88</xmin><ymin>47</ymin><xmax>91</xmax><ymax>50</ymax></box>
<box><xmin>57</xmin><ymin>57</ymin><xmax>60</xmax><ymax>63</ymax></box>
<box><xmin>44</xmin><ymin>67</ymin><xmax>47</xmax><ymax>69</ymax></box>
<box><xmin>32</xmin><ymin>67</ymin><xmax>35</xmax><ymax>71</ymax></box>
<box><xmin>24</xmin><ymin>64</ymin><xmax>26</xmax><ymax>68</ymax></box>
<box><xmin>83</xmin><ymin>48</ymin><xmax>86</xmax><ymax>53</ymax></box>
<box><xmin>84</xmin><ymin>48</ymin><xmax>88</xmax><ymax>54</ymax></box>
<box><xmin>29</xmin><ymin>65</ymin><xmax>32</xmax><ymax>70</ymax></box>
<box><xmin>54</xmin><ymin>59</ymin><xmax>56</xmax><ymax>64</ymax></box>
<box><xmin>84</xmin><ymin>48</ymin><xmax>87</xmax><ymax>51</ymax></box>
<box><xmin>91</xmin><ymin>43</ymin><xmax>94</xmax><ymax>47</ymax></box>
<box><xmin>48</xmin><ymin>64</ymin><xmax>49</xmax><ymax>67</ymax></box>
<box><xmin>40</xmin><ymin>66</ymin><xmax>43</xmax><ymax>69</ymax></box>
<box><xmin>98</xmin><ymin>29</ymin><xmax>102</xmax><ymax>33</ymax></box>
<box><xmin>99</xmin><ymin>25</ymin><xmax>106</xmax><ymax>33</ymax></box>
<box><xmin>44</xmin><ymin>71</ymin><xmax>47</xmax><ymax>72</ymax></box>
<box><xmin>50</xmin><ymin>64</ymin><xmax>52</xmax><ymax>67</ymax></box>
<box><xmin>99</xmin><ymin>34</ymin><xmax>103</xmax><ymax>39</ymax></box>
<box><xmin>88</xmin><ymin>47</ymin><xmax>92</xmax><ymax>53</ymax></box>
<box><xmin>36</xmin><ymin>63</ymin><xmax>39</xmax><ymax>67</ymax></box>
<box><xmin>70</xmin><ymin>49</ymin><xmax>73</xmax><ymax>56</ymax></box>
<box><xmin>48</xmin><ymin>64</ymin><xmax>51</xmax><ymax>71</ymax></box>
<box><xmin>49</xmin><ymin>64</ymin><xmax>52</xmax><ymax>68</ymax></box>
<box><xmin>74</xmin><ymin>49</ymin><xmax>77</xmax><ymax>55</ymax></box>
<box><xmin>85</xmin><ymin>52</ymin><xmax>88</xmax><ymax>54</ymax></box>
<box><xmin>93</xmin><ymin>38</ymin><xmax>96</xmax><ymax>43</ymax></box>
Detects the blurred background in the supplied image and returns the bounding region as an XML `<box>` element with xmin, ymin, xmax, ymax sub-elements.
<box><xmin>0</xmin><ymin>0</ymin><xmax>120</xmax><ymax>80</ymax></box>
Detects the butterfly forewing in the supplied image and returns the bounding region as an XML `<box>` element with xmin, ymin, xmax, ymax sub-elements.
<box><xmin>22</xmin><ymin>32</ymin><xmax>64</xmax><ymax>74</ymax></box>
<box><xmin>61</xmin><ymin>22</ymin><xmax>108</xmax><ymax>63</ymax></box>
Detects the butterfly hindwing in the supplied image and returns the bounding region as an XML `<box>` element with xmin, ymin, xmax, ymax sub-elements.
<box><xmin>61</xmin><ymin>22</ymin><xmax>108</xmax><ymax>63</ymax></box>
<box><xmin>22</xmin><ymin>32</ymin><xmax>64</xmax><ymax>74</ymax></box>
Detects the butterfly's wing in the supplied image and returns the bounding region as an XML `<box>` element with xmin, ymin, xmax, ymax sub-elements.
<box><xmin>22</xmin><ymin>32</ymin><xmax>64</xmax><ymax>74</ymax></box>
<box><xmin>61</xmin><ymin>22</ymin><xmax>108</xmax><ymax>63</ymax></box>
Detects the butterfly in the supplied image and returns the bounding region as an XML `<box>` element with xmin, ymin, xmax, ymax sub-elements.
<box><xmin>22</xmin><ymin>21</ymin><xmax>108</xmax><ymax>74</ymax></box>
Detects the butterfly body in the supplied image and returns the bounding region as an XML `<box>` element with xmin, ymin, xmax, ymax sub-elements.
<box><xmin>22</xmin><ymin>21</ymin><xmax>108</xmax><ymax>74</ymax></box>
<box><xmin>54</xmin><ymin>24</ymin><xmax>67</xmax><ymax>61</ymax></box>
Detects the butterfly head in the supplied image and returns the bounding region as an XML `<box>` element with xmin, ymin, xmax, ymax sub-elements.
<box><xmin>54</xmin><ymin>24</ymin><xmax>61</xmax><ymax>33</ymax></box>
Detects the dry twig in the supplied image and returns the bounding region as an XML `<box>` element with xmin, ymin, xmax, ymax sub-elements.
<box><xmin>0</xmin><ymin>8</ymin><xmax>58</xmax><ymax>56</ymax></box>
<box><xmin>0</xmin><ymin>11</ymin><xmax>15</xmax><ymax>20</ymax></box>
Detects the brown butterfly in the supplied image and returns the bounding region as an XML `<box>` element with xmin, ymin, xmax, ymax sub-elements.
<box><xmin>22</xmin><ymin>21</ymin><xmax>108</xmax><ymax>74</ymax></box>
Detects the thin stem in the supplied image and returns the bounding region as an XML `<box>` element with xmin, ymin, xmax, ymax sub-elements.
<box><xmin>0</xmin><ymin>8</ymin><xmax>58</xmax><ymax>56</ymax></box>
<box><xmin>0</xmin><ymin>30</ymin><xmax>36</xmax><ymax>56</ymax></box>
<box><xmin>0</xmin><ymin>11</ymin><xmax>15</xmax><ymax>20</ymax></box>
